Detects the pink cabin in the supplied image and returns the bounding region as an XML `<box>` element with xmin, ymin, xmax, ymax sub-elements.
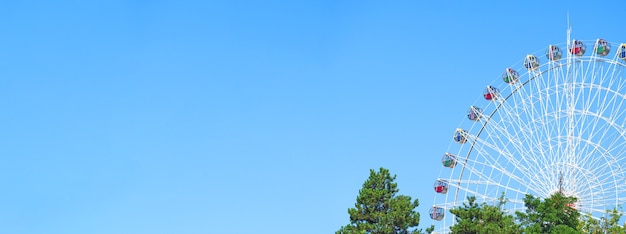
<box><xmin>430</xmin><ymin>206</ymin><xmax>445</xmax><ymax>221</ymax></box>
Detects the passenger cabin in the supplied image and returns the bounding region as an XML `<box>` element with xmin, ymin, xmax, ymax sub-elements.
<box><xmin>453</xmin><ymin>128</ymin><xmax>468</xmax><ymax>144</ymax></box>
<box><xmin>524</xmin><ymin>54</ymin><xmax>540</xmax><ymax>70</ymax></box>
<box><xmin>502</xmin><ymin>68</ymin><xmax>519</xmax><ymax>84</ymax></box>
<box><xmin>546</xmin><ymin>45</ymin><xmax>562</xmax><ymax>61</ymax></box>
<box><xmin>570</xmin><ymin>40</ymin><xmax>586</xmax><ymax>56</ymax></box>
<box><xmin>595</xmin><ymin>39</ymin><xmax>611</xmax><ymax>56</ymax></box>
<box><xmin>430</xmin><ymin>206</ymin><xmax>445</xmax><ymax>221</ymax></box>
<box><xmin>434</xmin><ymin>179</ymin><xmax>449</xmax><ymax>194</ymax></box>
<box><xmin>442</xmin><ymin>153</ymin><xmax>457</xmax><ymax>168</ymax></box>
<box><xmin>483</xmin><ymin>86</ymin><xmax>499</xmax><ymax>101</ymax></box>
<box><xmin>467</xmin><ymin>106</ymin><xmax>482</xmax><ymax>121</ymax></box>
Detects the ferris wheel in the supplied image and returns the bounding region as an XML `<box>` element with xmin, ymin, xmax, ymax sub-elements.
<box><xmin>429</xmin><ymin>36</ymin><xmax>626</xmax><ymax>233</ymax></box>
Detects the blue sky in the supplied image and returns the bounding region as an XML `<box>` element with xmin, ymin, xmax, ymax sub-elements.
<box><xmin>0</xmin><ymin>1</ymin><xmax>624</xmax><ymax>233</ymax></box>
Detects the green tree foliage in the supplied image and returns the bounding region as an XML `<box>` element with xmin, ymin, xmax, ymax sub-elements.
<box><xmin>449</xmin><ymin>196</ymin><xmax>520</xmax><ymax>234</ymax></box>
<box><xmin>579</xmin><ymin>207</ymin><xmax>626</xmax><ymax>234</ymax></box>
<box><xmin>450</xmin><ymin>193</ymin><xmax>586</xmax><ymax>234</ymax></box>
<box><xmin>515</xmin><ymin>193</ymin><xmax>580</xmax><ymax>234</ymax></box>
<box><xmin>337</xmin><ymin>167</ymin><xmax>426</xmax><ymax>234</ymax></box>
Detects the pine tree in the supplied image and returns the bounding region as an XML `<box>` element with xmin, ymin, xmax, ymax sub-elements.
<box><xmin>337</xmin><ymin>167</ymin><xmax>425</xmax><ymax>234</ymax></box>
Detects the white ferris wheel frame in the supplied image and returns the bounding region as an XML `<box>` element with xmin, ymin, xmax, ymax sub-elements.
<box><xmin>431</xmin><ymin>33</ymin><xmax>626</xmax><ymax>233</ymax></box>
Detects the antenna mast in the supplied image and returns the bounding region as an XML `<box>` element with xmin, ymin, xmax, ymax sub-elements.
<box><xmin>566</xmin><ymin>12</ymin><xmax>571</xmax><ymax>56</ymax></box>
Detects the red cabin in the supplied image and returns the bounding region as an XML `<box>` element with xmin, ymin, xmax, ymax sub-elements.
<box><xmin>483</xmin><ymin>86</ymin><xmax>499</xmax><ymax>101</ymax></box>
<box><xmin>569</xmin><ymin>40</ymin><xmax>586</xmax><ymax>56</ymax></box>
<box><xmin>434</xmin><ymin>179</ymin><xmax>449</xmax><ymax>194</ymax></box>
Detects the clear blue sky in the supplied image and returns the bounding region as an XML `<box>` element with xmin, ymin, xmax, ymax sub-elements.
<box><xmin>0</xmin><ymin>1</ymin><xmax>623</xmax><ymax>233</ymax></box>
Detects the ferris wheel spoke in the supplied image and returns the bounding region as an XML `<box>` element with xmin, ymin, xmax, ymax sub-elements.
<box><xmin>474</xmin><ymin>104</ymin><xmax>566</xmax><ymax>194</ymax></box>
<box><xmin>573</xmin><ymin>86</ymin><xmax>616</xmax><ymax>164</ymax></box>
<box><xmin>556</xmin><ymin>133</ymin><xmax>624</xmax><ymax>197</ymax></box>
<box><xmin>447</xmin><ymin>178</ymin><xmax>528</xmax><ymax>202</ymax></box>
<box><xmin>572</xmin><ymin>114</ymin><xmax>626</xmax><ymax>173</ymax></box>
<box><xmin>484</xmin><ymin>94</ymin><xmax>555</xmax><ymax>179</ymax></box>
<box><xmin>456</xmin><ymin>152</ymin><xmax>550</xmax><ymax>200</ymax></box>
<box><xmin>530</xmin><ymin>69</ymin><xmax>562</xmax><ymax>175</ymax></box>
<box><xmin>474</xmin><ymin>118</ymin><xmax>535</xmax><ymax>172</ymax></box>
<box><xmin>466</xmin><ymin>134</ymin><xmax>549</xmax><ymax>194</ymax></box>
<box><xmin>574</xmin><ymin>110</ymin><xmax>626</xmax><ymax>169</ymax></box>
<box><xmin>521</xmin><ymin>70</ymin><xmax>557</xmax><ymax>155</ymax></box>
<box><xmin>460</xmin><ymin>154</ymin><xmax>542</xmax><ymax>195</ymax></box>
